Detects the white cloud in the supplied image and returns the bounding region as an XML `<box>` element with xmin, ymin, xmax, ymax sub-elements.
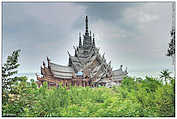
<box><xmin>123</xmin><ymin>3</ymin><xmax>160</xmax><ymax>25</ymax></box>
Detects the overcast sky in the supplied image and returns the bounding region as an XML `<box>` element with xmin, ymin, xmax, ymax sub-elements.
<box><xmin>2</xmin><ymin>2</ymin><xmax>174</xmax><ymax>74</ymax></box>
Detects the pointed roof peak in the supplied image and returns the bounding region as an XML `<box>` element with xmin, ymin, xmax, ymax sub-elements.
<box><xmin>79</xmin><ymin>33</ymin><xmax>82</xmax><ymax>48</ymax></box>
<box><xmin>67</xmin><ymin>51</ymin><xmax>71</xmax><ymax>56</ymax></box>
<box><xmin>93</xmin><ymin>33</ymin><xmax>95</xmax><ymax>47</ymax></box>
<box><xmin>85</xmin><ymin>16</ymin><xmax>89</xmax><ymax>35</ymax></box>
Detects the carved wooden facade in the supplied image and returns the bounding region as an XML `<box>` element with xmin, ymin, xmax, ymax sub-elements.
<box><xmin>36</xmin><ymin>16</ymin><xmax>128</xmax><ymax>88</ymax></box>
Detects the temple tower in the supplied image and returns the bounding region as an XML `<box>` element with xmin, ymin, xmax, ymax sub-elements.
<box><xmin>83</xmin><ymin>16</ymin><xmax>92</xmax><ymax>49</ymax></box>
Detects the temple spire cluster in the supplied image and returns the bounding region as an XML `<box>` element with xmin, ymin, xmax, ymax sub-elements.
<box><xmin>36</xmin><ymin>16</ymin><xmax>128</xmax><ymax>88</ymax></box>
<box><xmin>79</xmin><ymin>16</ymin><xmax>96</xmax><ymax>50</ymax></box>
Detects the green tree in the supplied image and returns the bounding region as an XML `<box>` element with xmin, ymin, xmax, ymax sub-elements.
<box><xmin>2</xmin><ymin>49</ymin><xmax>21</xmax><ymax>93</ymax></box>
<box><xmin>160</xmin><ymin>69</ymin><xmax>171</xmax><ymax>84</ymax></box>
<box><xmin>2</xmin><ymin>49</ymin><xmax>23</xmax><ymax>115</ymax></box>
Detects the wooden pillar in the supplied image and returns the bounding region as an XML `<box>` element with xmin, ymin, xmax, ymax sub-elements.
<box><xmin>73</xmin><ymin>80</ymin><xmax>76</xmax><ymax>86</ymax></box>
<box><xmin>47</xmin><ymin>81</ymin><xmax>49</xmax><ymax>88</ymax></box>
<box><xmin>67</xmin><ymin>80</ymin><xmax>71</xmax><ymax>87</ymax></box>
<box><xmin>79</xmin><ymin>80</ymin><xmax>81</xmax><ymax>87</ymax></box>
<box><xmin>85</xmin><ymin>81</ymin><xmax>87</xmax><ymax>87</ymax></box>
<box><xmin>56</xmin><ymin>82</ymin><xmax>59</xmax><ymax>88</ymax></box>
<box><xmin>66</xmin><ymin>81</ymin><xmax>68</xmax><ymax>87</ymax></box>
<box><xmin>84</xmin><ymin>81</ymin><xmax>86</xmax><ymax>87</ymax></box>
<box><xmin>77</xmin><ymin>80</ymin><xmax>80</xmax><ymax>87</ymax></box>
<box><xmin>62</xmin><ymin>80</ymin><xmax>65</xmax><ymax>87</ymax></box>
<box><xmin>71</xmin><ymin>80</ymin><xmax>73</xmax><ymax>86</ymax></box>
<box><xmin>82</xmin><ymin>80</ymin><xmax>85</xmax><ymax>87</ymax></box>
<box><xmin>82</xmin><ymin>81</ymin><xmax>84</xmax><ymax>87</ymax></box>
<box><xmin>86</xmin><ymin>81</ymin><xmax>88</xmax><ymax>87</ymax></box>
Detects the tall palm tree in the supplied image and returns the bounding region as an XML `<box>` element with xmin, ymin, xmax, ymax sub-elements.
<box><xmin>160</xmin><ymin>69</ymin><xmax>171</xmax><ymax>84</ymax></box>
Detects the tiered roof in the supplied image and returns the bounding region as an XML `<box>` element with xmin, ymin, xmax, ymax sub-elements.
<box><xmin>67</xmin><ymin>16</ymin><xmax>112</xmax><ymax>81</ymax></box>
<box><xmin>39</xmin><ymin>16</ymin><xmax>128</xmax><ymax>85</ymax></box>
<box><xmin>49</xmin><ymin>62</ymin><xmax>73</xmax><ymax>79</ymax></box>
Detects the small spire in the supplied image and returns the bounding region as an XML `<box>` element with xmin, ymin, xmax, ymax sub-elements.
<box><xmin>41</xmin><ymin>66</ymin><xmax>43</xmax><ymax>75</ymax></box>
<box><xmin>79</xmin><ymin>32</ymin><xmax>82</xmax><ymax>48</ymax></box>
<box><xmin>102</xmin><ymin>53</ymin><xmax>106</xmax><ymax>62</ymax></box>
<box><xmin>90</xmin><ymin>30</ymin><xmax>92</xmax><ymax>45</ymax></box>
<box><xmin>108</xmin><ymin>61</ymin><xmax>111</xmax><ymax>65</ymax></box>
<box><xmin>125</xmin><ymin>67</ymin><xmax>128</xmax><ymax>72</ymax></box>
<box><xmin>120</xmin><ymin>65</ymin><xmax>123</xmax><ymax>70</ymax></box>
<box><xmin>93</xmin><ymin>33</ymin><xmax>95</xmax><ymax>47</ymax></box>
<box><xmin>35</xmin><ymin>73</ymin><xmax>38</xmax><ymax>77</ymax></box>
<box><xmin>47</xmin><ymin>56</ymin><xmax>50</xmax><ymax>62</ymax></box>
<box><xmin>75</xmin><ymin>50</ymin><xmax>77</xmax><ymax>57</ymax></box>
<box><xmin>47</xmin><ymin>57</ymin><xmax>50</xmax><ymax>68</ymax></box>
<box><xmin>67</xmin><ymin>51</ymin><xmax>71</xmax><ymax>56</ymax></box>
<box><xmin>102</xmin><ymin>53</ymin><xmax>105</xmax><ymax>58</ymax></box>
<box><xmin>43</xmin><ymin>61</ymin><xmax>45</xmax><ymax>67</ymax></box>
<box><xmin>73</xmin><ymin>46</ymin><xmax>77</xmax><ymax>57</ymax></box>
<box><xmin>73</xmin><ymin>45</ymin><xmax>76</xmax><ymax>50</ymax></box>
<box><xmin>108</xmin><ymin>61</ymin><xmax>111</xmax><ymax>69</ymax></box>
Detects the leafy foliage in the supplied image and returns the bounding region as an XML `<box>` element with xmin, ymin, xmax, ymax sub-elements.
<box><xmin>2</xmin><ymin>49</ymin><xmax>21</xmax><ymax>92</ymax></box>
<box><xmin>160</xmin><ymin>69</ymin><xmax>172</xmax><ymax>84</ymax></box>
<box><xmin>2</xmin><ymin>49</ymin><xmax>22</xmax><ymax>113</ymax></box>
<box><xmin>2</xmin><ymin>76</ymin><xmax>175</xmax><ymax>117</ymax></box>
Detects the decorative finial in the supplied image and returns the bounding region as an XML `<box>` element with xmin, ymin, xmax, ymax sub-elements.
<box><xmin>67</xmin><ymin>51</ymin><xmax>71</xmax><ymax>56</ymax></box>
<box><xmin>43</xmin><ymin>61</ymin><xmax>45</xmax><ymax>67</ymax></box>
<box><xmin>75</xmin><ymin>49</ymin><xmax>77</xmax><ymax>57</ymax></box>
<box><xmin>125</xmin><ymin>67</ymin><xmax>128</xmax><ymax>74</ymax></box>
<box><xmin>79</xmin><ymin>32</ymin><xmax>82</xmax><ymax>48</ymax></box>
<box><xmin>90</xmin><ymin>30</ymin><xmax>92</xmax><ymax>45</ymax></box>
<box><xmin>73</xmin><ymin>45</ymin><xmax>76</xmax><ymax>50</ymax></box>
<box><xmin>47</xmin><ymin>57</ymin><xmax>50</xmax><ymax>62</ymax></box>
<box><xmin>125</xmin><ymin>67</ymin><xmax>127</xmax><ymax>71</ymax></box>
<box><xmin>41</xmin><ymin>66</ymin><xmax>43</xmax><ymax>75</ymax></box>
<box><xmin>93</xmin><ymin>33</ymin><xmax>95</xmax><ymax>47</ymax></box>
<box><xmin>35</xmin><ymin>73</ymin><xmax>38</xmax><ymax>77</ymax></box>
<box><xmin>120</xmin><ymin>65</ymin><xmax>123</xmax><ymax>70</ymax></box>
<box><xmin>102</xmin><ymin>53</ymin><xmax>105</xmax><ymax>58</ymax></box>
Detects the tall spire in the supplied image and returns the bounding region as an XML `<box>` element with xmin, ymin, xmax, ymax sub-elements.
<box><xmin>85</xmin><ymin>16</ymin><xmax>89</xmax><ymax>36</ymax></box>
<box><xmin>75</xmin><ymin>49</ymin><xmax>77</xmax><ymax>57</ymax></box>
<box><xmin>93</xmin><ymin>33</ymin><xmax>95</xmax><ymax>48</ymax></box>
<box><xmin>79</xmin><ymin>32</ymin><xmax>82</xmax><ymax>48</ymax></box>
<box><xmin>90</xmin><ymin>30</ymin><xmax>92</xmax><ymax>45</ymax></box>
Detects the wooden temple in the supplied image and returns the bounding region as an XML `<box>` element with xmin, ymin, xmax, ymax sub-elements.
<box><xmin>36</xmin><ymin>16</ymin><xmax>128</xmax><ymax>88</ymax></box>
